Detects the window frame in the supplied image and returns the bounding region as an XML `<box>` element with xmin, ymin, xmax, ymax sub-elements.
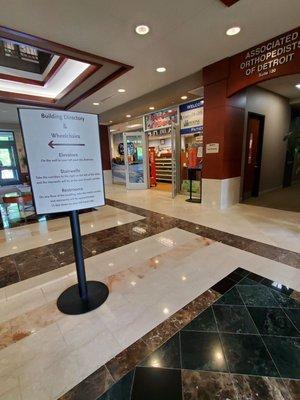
<box><xmin>0</xmin><ymin>130</ymin><xmax>21</xmax><ymax>186</ymax></box>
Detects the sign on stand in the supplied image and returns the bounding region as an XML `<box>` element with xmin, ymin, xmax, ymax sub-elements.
<box><xmin>18</xmin><ymin>109</ymin><xmax>109</xmax><ymax>315</ymax></box>
<box><xmin>18</xmin><ymin>109</ymin><xmax>105</xmax><ymax>214</ymax></box>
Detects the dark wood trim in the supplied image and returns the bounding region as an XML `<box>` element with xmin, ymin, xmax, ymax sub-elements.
<box><xmin>43</xmin><ymin>56</ymin><xmax>67</xmax><ymax>84</ymax></box>
<box><xmin>55</xmin><ymin>64</ymin><xmax>101</xmax><ymax>100</ymax></box>
<box><xmin>0</xmin><ymin>25</ymin><xmax>133</xmax><ymax>109</ymax></box>
<box><xmin>0</xmin><ymin>73</ymin><xmax>44</xmax><ymax>86</ymax></box>
<box><xmin>0</xmin><ymin>25</ymin><xmax>132</xmax><ymax>68</ymax></box>
<box><xmin>0</xmin><ymin>56</ymin><xmax>66</xmax><ymax>86</ymax></box>
<box><xmin>219</xmin><ymin>0</ymin><xmax>239</xmax><ymax>6</ymax></box>
<box><xmin>65</xmin><ymin>65</ymin><xmax>130</xmax><ymax>109</ymax></box>
<box><xmin>0</xmin><ymin>90</ymin><xmax>56</xmax><ymax>105</ymax></box>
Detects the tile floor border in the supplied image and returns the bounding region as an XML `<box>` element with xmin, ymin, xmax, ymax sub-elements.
<box><xmin>58</xmin><ymin>267</ymin><xmax>300</xmax><ymax>400</ymax></box>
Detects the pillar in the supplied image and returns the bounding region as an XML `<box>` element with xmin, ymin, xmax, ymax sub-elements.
<box><xmin>202</xmin><ymin>59</ymin><xmax>246</xmax><ymax>208</ymax></box>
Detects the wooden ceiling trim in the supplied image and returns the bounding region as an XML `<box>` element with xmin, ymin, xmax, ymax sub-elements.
<box><xmin>0</xmin><ymin>56</ymin><xmax>67</xmax><ymax>87</ymax></box>
<box><xmin>219</xmin><ymin>0</ymin><xmax>239</xmax><ymax>6</ymax></box>
<box><xmin>0</xmin><ymin>25</ymin><xmax>133</xmax><ymax>108</ymax></box>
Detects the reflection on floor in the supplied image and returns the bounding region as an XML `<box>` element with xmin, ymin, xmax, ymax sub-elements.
<box><xmin>151</xmin><ymin>182</ymin><xmax>172</xmax><ymax>192</ymax></box>
<box><xmin>76</xmin><ymin>268</ymin><xmax>300</xmax><ymax>400</ymax></box>
<box><xmin>106</xmin><ymin>184</ymin><xmax>300</xmax><ymax>253</ymax></box>
<box><xmin>0</xmin><ymin>198</ymin><xmax>299</xmax><ymax>399</ymax></box>
<box><xmin>0</xmin><ymin>205</ymin><xmax>144</xmax><ymax>258</ymax></box>
<box><xmin>244</xmin><ymin>183</ymin><xmax>300</xmax><ymax>213</ymax></box>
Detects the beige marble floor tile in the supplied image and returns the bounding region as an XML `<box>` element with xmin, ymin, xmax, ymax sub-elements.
<box><xmin>106</xmin><ymin>185</ymin><xmax>300</xmax><ymax>253</ymax></box>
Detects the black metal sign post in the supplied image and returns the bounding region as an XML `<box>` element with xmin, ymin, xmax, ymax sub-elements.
<box><xmin>57</xmin><ymin>210</ymin><xmax>109</xmax><ymax>315</ymax></box>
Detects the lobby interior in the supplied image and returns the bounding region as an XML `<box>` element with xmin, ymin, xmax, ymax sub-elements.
<box><xmin>0</xmin><ymin>1</ymin><xmax>300</xmax><ymax>400</ymax></box>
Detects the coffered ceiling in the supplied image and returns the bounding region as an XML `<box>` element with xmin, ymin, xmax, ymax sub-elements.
<box><xmin>0</xmin><ymin>0</ymin><xmax>299</xmax><ymax>123</ymax></box>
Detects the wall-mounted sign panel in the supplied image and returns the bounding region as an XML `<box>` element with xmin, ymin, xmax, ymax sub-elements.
<box><xmin>18</xmin><ymin>109</ymin><xmax>104</xmax><ymax>214</ymax></box>
<box><xmin>143</xmin><ymin>108</ymin><xmax>178</xmax><ymax>132</ymax></box>
<box><xmin>228</xmin><ymin>27</ymin><xmax>300</xmax><ymax>96</ymax></box>
<box><xmin>206</xmin><ymin>143</ymin><xmax>219</xmax><ymax>154</ymax></box>
<box><xmin>180</xmin><ymin>100</ymin><xmax>204</xmax><ymax>135</ymax></box>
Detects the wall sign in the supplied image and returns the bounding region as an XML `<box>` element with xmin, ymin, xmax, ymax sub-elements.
<box><xmin>18</xmin><ymin>109</ymin><xmax>105</xmax><ymax>214</ymax></box>
<box><xmin>143</xmin><ymin>108</ymin><xmax>178</xmax><ymax>132</ymax></box>
<box><xmin>180</xmin><ymin>100</ymin><xmax>204</xmax><ymax>135</ymax></box>
<box><xmin>206</xmin><ymin>143</ymin><xmax>219</xmax><ymax>154</ymax></box>
<box><xmin>227</xmin><ymin>27</ymin><xmax>300</xmax><ymax>96</ymax></box>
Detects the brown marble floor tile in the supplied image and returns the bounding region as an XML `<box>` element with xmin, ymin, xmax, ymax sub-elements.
<box><xmin>16</xmin><ymin>254</ymin><xmax>60</xmax><ymax>280</ymax></box>
<box><xmin>142</xmin><ymin>317</ymin><xmax>181</xmax><ymax>352</ymax></box>
<box><xmin>283</xmin><ymin>379</ymin><xmax>300</xmax><ymax>400</ymax></box>
<box><xmin>232</xmin><ymin>374</ymin><xmax>293</xmax><ymax>400</ymax></box>
<box><xmin>59</xmin><ymin>366</ymin><xmax>114</xmax><ymax>400</ymax></box>
<box><xmin>106</xmin><ymin>338</ymin><xmax>151</xmax><ymax>381</ymax></box>
<box><xmin>182</xmin><ymin>370</ymin><xmax>237</xmax><ymax>400</ymax></box>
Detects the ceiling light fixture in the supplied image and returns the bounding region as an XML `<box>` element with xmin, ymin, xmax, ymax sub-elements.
<box><xmin>226</xmin><ymin>26</ymin><xmax>241</xmax><ymax>36</ymax></box>
<box><xmin>126</xmin><ymin>114</ymin><xmax>131</xmax><ymax>118</ymax></box>
<box><xmin>149</xmin><ymin>106</ymin><xmax>155</xmax><ymax>110</ymax></box>
<box><xmin>156</xmin><ymin>67</ymin><xmax>166</xmax><ymax>73</ymax></box>
<box><xmin>135</xmin><ymin>24</ymin><xmax>150</xmax><ymax>35</ymax></box>
<box><xmin>118</xmin><ymin>88</ymin><xmax>126</xmax><ymax>93</ymax></box>
<box><xmin>181</xmin><ymin>95</ymin><xmax>188</xmax><ymax>100</ymax></box>
<box><xmin>295</xmin><ymin>84</ymin><xmax>300</xmax><ymax>90</ymax></box>
<box><xmin>168</xmin><ymin>109</ymin><xmax>173</xmax><ymax>113</ymax></box>
<box><xmin>93</xmin><ymin>102</ymin><xmax>100</xmax><ymax>105</ymax></box>
<box><xmin>109</xmin><ymin>120</ymin><xmax>113</xmax><ymax>123</ymax></box>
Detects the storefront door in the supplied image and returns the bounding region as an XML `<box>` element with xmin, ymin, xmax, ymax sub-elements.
<box><xmin>243</xmin><ymin>113</ymin><xmax>265</xmax><ymax>199</ymax></box>
<box><xmin>123</xmin><ymin>132</ymin><xmax>148</xmax><ymax>189</ymax></box>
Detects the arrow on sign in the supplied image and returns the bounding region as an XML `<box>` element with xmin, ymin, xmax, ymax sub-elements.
<box><xmin>48</xmin><ymin>140</ymin><xmax>85</xmax><ymax>149</ymax></box>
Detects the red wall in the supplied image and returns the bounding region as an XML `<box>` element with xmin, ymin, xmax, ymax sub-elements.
<box><xmin>99</xmin><ymin>124</ymin><xmax>111</xmax><ymax>170</ymax></box>
<box><xmin>203</xmin><ymin>59</ymin><xmax>246</xmax><ymax>179</ymax></box>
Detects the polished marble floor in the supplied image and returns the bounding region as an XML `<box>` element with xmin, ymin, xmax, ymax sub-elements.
<box><xmin>0</xmin><ymin>192</ymin><xmax>299</xmax><ymax>399</ymax></box>
<box><xmin>106</xmin><ymin>185</ymin><xmax>300</xmax><ymax>253</ymax></box>
<box><xmin>97</xmin><ymin>268</ymin><xmax>300</xmax><ymax>400</ymax></box>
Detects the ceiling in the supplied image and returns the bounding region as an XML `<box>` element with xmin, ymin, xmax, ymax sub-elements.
<box><xmin>0</xmin><ymin>0</ymin><xmax>299</xmax><ymax>123</ymax></box>
<box><xmin>258</xmin><ymin>74</ymin><xmax>300</xmax><ymax>101</ymax></box>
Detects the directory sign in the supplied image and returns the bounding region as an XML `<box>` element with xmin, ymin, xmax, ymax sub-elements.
<box><xmin>18</xmin><ymin>109</ymin><xmax>104</xmax><ymax>214</ymax></box>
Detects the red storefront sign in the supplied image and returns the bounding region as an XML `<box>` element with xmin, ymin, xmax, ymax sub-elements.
<box><xmin>227</xmin><ymin>27</ymin><xmax>300</xmax><ymax>96</ymax></box>
<box><xmin>149</xmin><ymin>147</ymin><xmax>157</xmax><ymax>187</ymax></box>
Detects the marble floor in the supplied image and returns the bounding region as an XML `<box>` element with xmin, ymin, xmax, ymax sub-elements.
<box><xmin>0</xmin><ymin>193</ymin><xmax>299</xmax><ymax>399</ymax></box>
<box><xmin>105</xmin><ymin>185</ymin><xmax>300</xmax><ymax>253</ymax></box>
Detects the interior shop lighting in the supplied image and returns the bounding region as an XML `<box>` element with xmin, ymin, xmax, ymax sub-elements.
<box><xmin>156</xmin><ymin>67</ymin><xmax>166</xmax><ymax>73</ymax></box>
<box><xmin>149</xmin><ymin>106</ymin><xmax>155</xmax><ymax>110</ymax></box>
<box><xmin>135</xmin><ymin>24</ymin><xmax>150</xmax><ymax>35</ymax></box>
<box><xmin>181</xmin><ymin>95</ymin><xmax>188</xmax><ymax>100</ymax></box>
<box><xmin>226</xmin><ymin>26</ymin><xmax>241</xmax><ymax>36</ymax></box>
<box><xmin>126</xmin><ymin>114</ymin><xmax>131</xmax><ymax>118</ymax></box>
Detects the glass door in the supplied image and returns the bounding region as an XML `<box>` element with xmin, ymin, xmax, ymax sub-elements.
<box><xmin>0</xmin><ymin>131</ymin><xmax>21</xmax><ymax>186</ymax></box>
<box><xmin>123</xmin><ymin>132</ymin><xmax>148</xmax><ymax>189</ymax></box>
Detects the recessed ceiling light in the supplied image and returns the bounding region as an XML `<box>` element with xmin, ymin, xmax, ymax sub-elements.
<box><xmin>295</xmin><ymin>84</ymin><xmax>300</xmax><ymax>90</ymax></box>
<box><xmin>109</xmin><ymin>120</ymin><xmax>113</xmax><ymax>123</ymax></box>
<box><xmin>93</xmin><ymin>102</ymin><xmax>100</xmax><ymax>105</ymax></box>
<box><xmin>149</xmin><ymin>106</ymin><xmax>155</xmax><ymax>110</ymax></box>
<box><xmin>156</xmin><ymin>67</ymin><xmax>166</xmax><ymax>73</ymax></box>
<box><xmin>226</xmin><ymin>26</ymin><xmax>241</xmax><ymax>36</ymax></box>
<box><xmin>126</xmin><ymin>114</ymin><xmax>131</xmax><ymax>118</ymax></box>
<box><xmin>135</xmin><ymin>24</ymin><xmax>150</xmax><ymax>35</ymax></box>
<box><xmin>168</xmin><ymin>109</ymin><xmax>173</xmax><ymax>113</ymax></box>
<box><xmin>181</xmin><ymin>95</ymin><xmax>188</xmax><ymax>100</ymax></box>
<box><xmin>118</xmin><ymin>88</ymin><xmax>126</xmax><ymax>93</ymax></box>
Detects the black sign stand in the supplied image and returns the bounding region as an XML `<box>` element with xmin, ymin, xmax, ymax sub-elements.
<box><xmin>57</xmin><ymin>210</ymin><xmax>109</xmax><ymax>315</ymax></box>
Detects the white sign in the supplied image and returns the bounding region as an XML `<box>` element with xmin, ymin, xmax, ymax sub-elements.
<box><xmin>206</xmin><ymin>143</ymin><xmax>219</xmax><ymax>154</ymax></box>
<box><xmin>18</xmin><ymin>109</ymin><xmax>105</xmax><ymax>214</ymax></box>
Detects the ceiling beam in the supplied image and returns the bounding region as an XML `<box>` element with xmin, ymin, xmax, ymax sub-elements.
<box><xmin>219</xmin><ymin>0</ymin><xmax>239</xmax><ymax>6</ymax></box>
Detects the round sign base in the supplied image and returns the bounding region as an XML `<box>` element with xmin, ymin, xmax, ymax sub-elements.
<box><xmin>186</xmin><ymin>198</ymin><xmax>201</xmax><ymax>203</ymax></box>
<box><xmin>57</xmin><ymin>281</ymin><xmax>109</xmax><ymax>315</ymax></box>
